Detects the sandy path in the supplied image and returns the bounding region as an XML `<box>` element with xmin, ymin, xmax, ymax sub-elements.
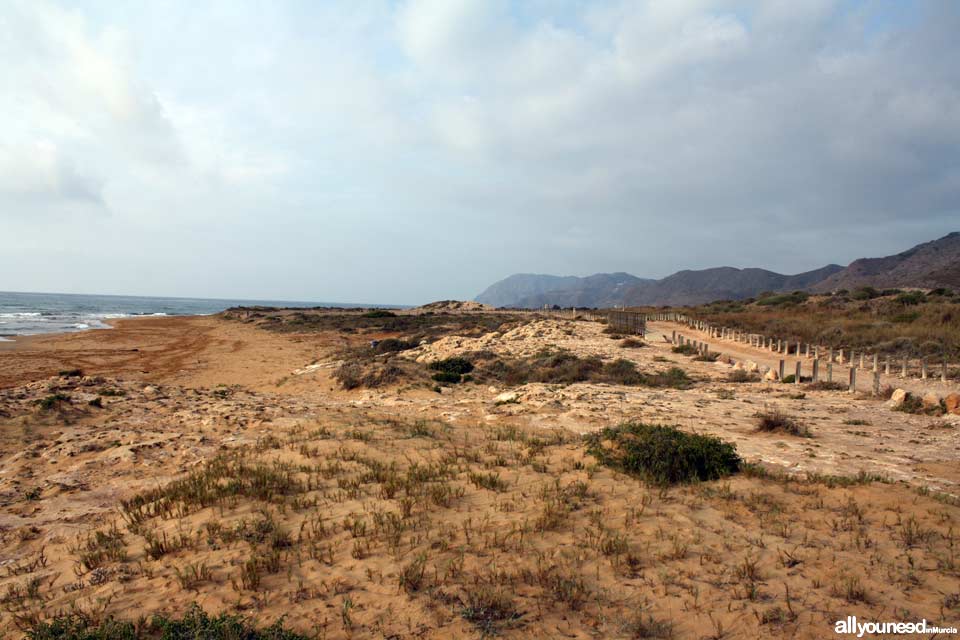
<box><xmin>647</xmin><ymin>320</ymin><xmax>960</xmax><ymax>396</ymax></box>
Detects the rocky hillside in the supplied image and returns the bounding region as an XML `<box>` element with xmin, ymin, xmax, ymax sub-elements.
<box><xmin>476</xmin><ymin>233</ymin><xmax>959</xmax><ymax>308</ymax></box>
<box><xmin>811</xmin><ymin>232</ymin><xmax>960</xmax><ymax>292</ymax></box>
<box><xmin>476</xmin><ymin>272</ymin><xmax>653</xmax><ymax>308</ymax></box>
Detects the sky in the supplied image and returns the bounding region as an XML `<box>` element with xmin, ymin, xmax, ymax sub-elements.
<box><xmin>1</xmin><ymin>0</ymin><xmax>958</xmax><ymax>305</ymax></box>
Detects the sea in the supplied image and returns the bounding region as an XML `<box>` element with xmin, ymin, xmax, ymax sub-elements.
<box><xmin>0</xmin><ymin>291</ymin><xmax>388</xmax><ymax>339</ymax></box>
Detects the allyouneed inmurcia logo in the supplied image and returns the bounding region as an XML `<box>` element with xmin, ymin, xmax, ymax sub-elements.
<box><xmin>834</xmin><ymin>616</ymin><xmax>957</xmax><ymax>637</ymax></box>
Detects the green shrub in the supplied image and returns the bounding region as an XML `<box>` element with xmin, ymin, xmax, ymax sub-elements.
<box><xmin>428</xmin><ymin>357</ymin><xmax>474</xmax><ymax>376</ymax></box>
<box><xmin>756</xmin><ymin>291</ymin><xmax>808</xmax><ymax>306</ymax></box>
<box><xmin>35</xmin><ymin>393</ymin><xmax>71</xmax><ymax>410</ymax></box>
<box><xmin>334</xmin><ymin>362</ymin><xmax>403</xmax><ymax>390</ymax></box>
<box><xmin>431</xmin><ymin>371</ymin><xmax>462</xmax><ymax>384</ymax></box>
<box><xmin>585</xmin><ymin>422</ymin><xmax>740</xmax><ymax>485</ymax></box>
<box><xmin>851</xmin><ymin>286</ymin><xmax>880</xmax><ymax>301</ymax></box>
<box><xmin>362</xmin><ymin>309</ymin><xmax>396</xmax><ymax>318</ymax></box>
<box><xmin>895</xmin><ymin>291</ymin><xmax>925</xmax><ymax>306</ymax></box>
<box><xmin>893</xmin><ymin>394</ymin><xmax>945</xmax><ymax>416</ymax></box>
<box><xmin>477</xmin><ymin>350</ymin><xmax>691</xmax><ymax>389</ymax></box>
<box><xmin>637</xmin><ymin>367</ymin><xmax>692</xmax><ymax>389</ymax></box>
<box><xmin>671</xmin><ymin>344</ymin><xmax>699</xmax><ymax>356</ymax></box>
<box><xmin>373</xmin><ymin>338</ymin><xmax>418</xmax><ymax>353</ymax></box>
<box><xmin>601</xmin><ymin>358</ymin><xmax>641</xmax><ymax>384</ymax></box>
<box><xmin>781</xmin><ymin>374</ymin><xmax>796</xmax><ymax>384</ymax></box>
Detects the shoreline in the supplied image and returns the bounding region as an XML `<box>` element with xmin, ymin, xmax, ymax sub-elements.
<box><xmin>0</xmin><ymin>315</ymin><xmax>194</xmax><ymax>351</ymax></box>
<box><xmin>0</xmin><ymin>320</ymin><xmax>121</xmax><ymax>351</ymax></box>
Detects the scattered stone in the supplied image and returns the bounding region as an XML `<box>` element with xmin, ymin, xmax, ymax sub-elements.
<box><xmin>922</xmin><ymin>392</ymin><xmax>942</xmax><ymax>409</ymax></box>
<box><xmin>945</xmin><ymin>393</ymin><xmax>960</xmax><ymax>415</ymax></box>
<box><xmin>888</xmin><ymin>388</ymin><xmax>908</xmax><ymax>408</ymax></box>
<box><xmin>495</xmin><ymin>391</ymin><xmax>519</xmax><ymax>404</ymax></box>
<box><xmin>764</xmin><ymin>369</ymin><xmax>779</xmax><ymax>382</ymax></box>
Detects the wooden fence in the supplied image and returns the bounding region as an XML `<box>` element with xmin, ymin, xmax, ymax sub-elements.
<box><xmin>658</xmin><ymin>314</ymin><xmax>957</xmax><ymax>393</ymax></box>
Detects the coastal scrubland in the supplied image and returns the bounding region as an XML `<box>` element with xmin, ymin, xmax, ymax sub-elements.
<box><xmin>659</xmin><ymin>287</ymin><xmax>960</xmax><ymax>358</ymax></box>
<box><xmin>0</xmin><ymin>307</ymin><xmax>958</xmax><ymax>638</ymax></box>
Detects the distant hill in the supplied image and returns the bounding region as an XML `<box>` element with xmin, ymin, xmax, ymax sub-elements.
<box><xmin>621</xmin><ymin>264</ymin><xmax>844</xmax><ymax>307</ymax></box>
<box><xmin>475</xmin><ymin>233</ymin><xmax>959</xmax><ymax>308</ymax></box>
<box><xmin>476</xmin><ymin>273</ymin><xmax>653</xmax><ymax>308</ymax></box>
<box><xmin>810</xmin><ymin>232</ymin><xmax>960</xmax><ymax>292</ymax></box>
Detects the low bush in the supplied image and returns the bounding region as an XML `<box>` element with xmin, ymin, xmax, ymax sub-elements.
<box><xmin>756</xmin><ymin>291</ymin><xmax>808</xmax><ymax>307</ymax></box>
<box><xmin>754</xmin><ymin>410</ymin><xmax>811</xmax><ymax>437</ymax></box>
<box><xmin>473</xmin><ymin>350</ymin><xmax>692</xmax><ymax>389</ymax></box>
<box><xmin>728</xmin><ymin>370</ymin><xmax>759</xmax><ymax>383</ymax></box>
<box><xmin>806</xmin><ymin>380</ymin><xmax>846</xmax><ymax>391</ymax></box>
<box><xmin>894</xmin><ymin>394</ymin><xmax>945</xmax><ymax>416</ymax></box>
<box><xmin>585</xmin><ymin>422</ymin><xmax>741</xmax><ymax>485</ymax></box>
<box><xmin>35</xmin><ymin>393</ymin><xmax>71</xmax><ymax>410</ymax></box>
<box><xmin>427</xmin><ymin>357</ymin><xmax>475</xmax><ymax>384</ymax></box>
<box><xmin>334</xmin><ymin>362</ymin><xmax>403</xmax><ymax>390</ymax></box>
<box><xmin>25</xmin><ymin>604</ymin><xmax>310</xmax><ymax>639</ymax></box>
<box><xmin>671</xmin><ymin>344</ymin><xmax>699</xmax><ymax>356</ymax></box>
<box><xmin>637</xmin><ymin>367</ymin><xmax>692</xmax><ymax>389</ymax></box>
<box><xmin>362</xmin><ymin>309</ymin><xmax>396</xmax><ymax>318</ymax></box>
<box><xmin>619</xmin><ymin>338</ymin><xmax>645</xmax><ymax>349</ymax></box>
<box><xmin>601</xmin><ymin>358</ymin><xmax>641</xmax><ymax>384</ymax></box>
<box><xmin>428</xmin><ymin>357</ymin><xmax>474</xmax><ymax>376</ymax></box>
<box><xmin>373</xmin><ymin>338</ymin><xmax>418</xmax><ymax>354</ymax></box>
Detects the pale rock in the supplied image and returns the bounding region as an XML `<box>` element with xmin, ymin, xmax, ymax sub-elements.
<box><xmin>495</xmin><ymin>391</ymin><xmax>519</xmax><ymax>404</ymax></box>
<box><xmin>922</xmin><ymin>392</ymin><xmax>942</xmax><ymax>409</ymax></box>
<box><xmin>888</xmin><ymin>389</ymin><xmax>908</xmax><ymax>408</ymax></box>
<box><xmin>764</xmin><ymin>369</ymin><xmax>779</xmax><ymax>382</ymax></box>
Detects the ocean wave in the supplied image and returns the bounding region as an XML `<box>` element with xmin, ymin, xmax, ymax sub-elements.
<box><xmin>0</xmin><ymin>312</ymin><xmax>42</xmax><ymax>318</ymax></box>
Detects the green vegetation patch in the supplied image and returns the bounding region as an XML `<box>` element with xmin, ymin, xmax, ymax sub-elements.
<box><xmin>756</xmin><ymin>291</ymin><xmax>808</xmax><ymax>307</ymax></box>
<box><xmin>585</xmin><ymin>422</ymin><xmax>741</xmax><ymax>485</ymax></box>
<box><xmin>25</xmin><ymin>604</ymin><xmax>309</xmax><ymax>639</ymax></box>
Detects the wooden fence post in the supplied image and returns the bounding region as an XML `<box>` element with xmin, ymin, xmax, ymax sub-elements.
<box><xmin>795</xmin><ymin>361</ymin><xmax>801</xmax><ymax>384</ymax></box>
<box><xmin>848</xmin><ymin>367</ymin><xmax>856</xmax><ymax>393</ymax></box>
<box><xmin>778</xmin><ymin>359</ymin><xmax>785</xmax><ymax>382</ymax></box>
<box><xmin>872</xmin><ymin>371</ymin><xmax>881</xmax><ymax>396</ymax></box>
<box><xmin>812</xmin><ymin>359</ymin><xmax>819</xmax><ymax>382</ymax></box>
<box><xmin>827</xmin><ymin>362</ymin><xmax>833</xmax><ymax>383</ymax></box>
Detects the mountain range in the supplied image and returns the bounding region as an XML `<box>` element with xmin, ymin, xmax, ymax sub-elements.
<box><xmin>475</xmin><ymin>232</ymin><xmax>960</xmax><ymax>308</ymax></box>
